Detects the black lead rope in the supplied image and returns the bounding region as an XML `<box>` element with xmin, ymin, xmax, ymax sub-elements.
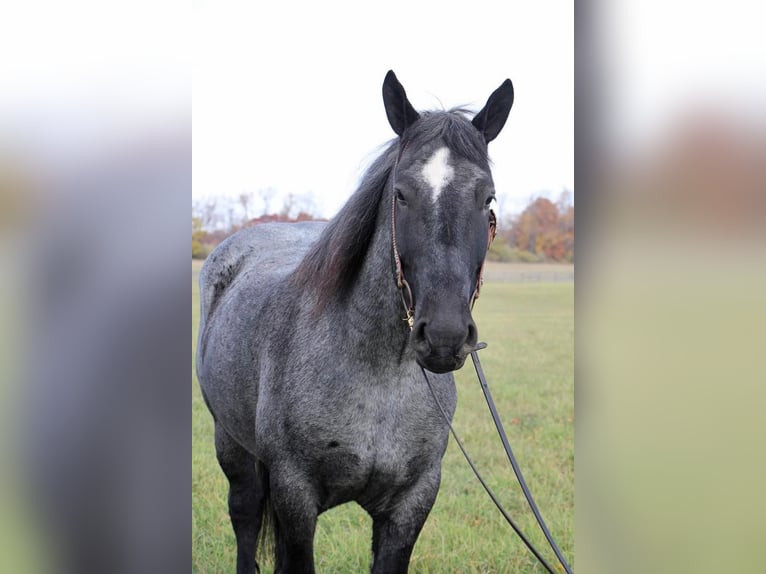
<box><xmin>469</xmin><ymin>349</ymin><xmax>574</xmax><ymax>574</ymax></box>
<box><xmin>420</xmin><ymin>345</ymin><xmax>573</xmax><ymax>574</ymax></box>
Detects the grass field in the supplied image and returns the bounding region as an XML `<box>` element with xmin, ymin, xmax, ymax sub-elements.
<box><xmin>192</xmin><ymin>259</ymin><xmax>573</xmax><ymax>573</ymax></box>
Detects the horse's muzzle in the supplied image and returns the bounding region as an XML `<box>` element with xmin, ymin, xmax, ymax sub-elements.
<box><xmin>410</xmin><ymin>316</ymin><xmax>477</xmax><ymax>374</ymax></box>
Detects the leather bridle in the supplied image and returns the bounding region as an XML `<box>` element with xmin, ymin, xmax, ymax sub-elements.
<box><xmin>390</xmin><ymin>139</ymin><xmax>498</xmax><ymax>329</ymax></box>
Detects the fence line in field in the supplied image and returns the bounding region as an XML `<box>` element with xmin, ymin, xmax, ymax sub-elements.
<box><xmin>194</xmin><ymin>260</ymin><xmax>573</xmax><ymax>284</ymax></box>
<box><xmin>483</xmin><ymin>266</ymin><xmax>574</xmax><ymax>284</ymax></box>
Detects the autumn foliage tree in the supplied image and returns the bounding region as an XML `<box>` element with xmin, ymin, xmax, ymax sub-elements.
<box><xmin>503</xmin><ymin>191</ymin><xmax>574</xmax><ymax>262</ymax></box>
<box><xmin>192</xmin><ymin>216</ymin><xmax>208</xmax><ymax>259</ymax></box>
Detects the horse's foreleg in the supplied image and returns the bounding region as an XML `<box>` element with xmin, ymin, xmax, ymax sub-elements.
<box><xmin>370</xmin><ymin>468</ymin><xmax>442</xmax><ymax>574</ymax></box>
<box><xmin>215</xmin><ymin>424</ymin><xmax>267</xmax><ymax>574</ymax></box>
<box><xmin>269</xmin><ymin>467</ymin><xmax>318</xmax><ymax>574</ymax></box>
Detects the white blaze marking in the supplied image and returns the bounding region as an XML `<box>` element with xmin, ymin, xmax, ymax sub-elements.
<box><xmin>421</xmin><ymin>147</ymin><xmax>453</xmax><ymax>202</ymax></box>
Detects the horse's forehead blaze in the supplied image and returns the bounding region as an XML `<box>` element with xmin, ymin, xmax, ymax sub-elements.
<box><xmin>415</xmin><ymin>147</ymin><xmax>489</xmax><ymax>209</ymax></box>
<box><xmin>421</xmin><ymin>147</ymin><xmax>454</xmax><ymax>203</ymax></box>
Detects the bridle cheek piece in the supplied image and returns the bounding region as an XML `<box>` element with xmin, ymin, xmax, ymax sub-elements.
<box><xmin>390</xmin><ymin>140</ymin><xmax>498</xmax><ymax>331</ymax></box>
<box><xmin>470</xmin><ymin>208</ymin><xmax>497</xmax><ymax>309</ymax></box>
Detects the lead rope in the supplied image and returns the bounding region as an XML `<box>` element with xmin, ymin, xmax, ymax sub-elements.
<box><xmin>419</xmin><ymin>363</ymin><xmax>560</xmax><ymax>574</ymax></box>
<box><xmin>406</xmin><ymin>205</ymin><xmax>572</xmax><ymax>573</ymax></box>
<box><xmin>467</xmin><ymin>350</ymin><xmax>574</xmax><ymax>574</ymax></box>
<box><xmin>466</xmin><ymin>213</ymin><xmax>573</xmax><ymax>573</ymax></box>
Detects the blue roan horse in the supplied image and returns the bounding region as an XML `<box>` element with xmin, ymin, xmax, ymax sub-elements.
<box><xmin>196</xmin><ymin>71</ymin><xmax>514</xmax><ymax>573</ymax></box>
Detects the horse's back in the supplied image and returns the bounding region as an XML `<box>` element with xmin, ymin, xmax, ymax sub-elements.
<box><xmin>198</xmin><ymin>221</ymin><xmax>326</xmax><ymax>331</ymax></box>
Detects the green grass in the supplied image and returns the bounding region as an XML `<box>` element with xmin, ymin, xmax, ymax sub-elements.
<box><xmin>192</xmin><ymin>260</ymin><xmax>573</xmax><ymax>573</ymax></box>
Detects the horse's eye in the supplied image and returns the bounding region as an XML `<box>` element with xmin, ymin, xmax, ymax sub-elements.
<box><xmin>395</xmin><ymin>190</ymin><xmax>408</xmax><ymax>205</ymax></box>
<box><xmin>484</xmin><ymin>196</ymin><xmax>495</xmax><ymax>207</ymax></box>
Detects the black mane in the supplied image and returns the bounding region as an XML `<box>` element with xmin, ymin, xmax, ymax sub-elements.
<box><xmin>289</xmin><ymin>139</ymin><xmax>398</xmax><ymax>310</ymax></box>
<box><xmin>290</xmin><ymin>109</ymin><xmax>488</xmax><ymax>310</ymax></box>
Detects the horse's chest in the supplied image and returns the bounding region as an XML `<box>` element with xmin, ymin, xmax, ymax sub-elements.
<box><xmin>310</xmin><ymin>381</ymin><xmax>449</xmax><ymax>504</ymax></box>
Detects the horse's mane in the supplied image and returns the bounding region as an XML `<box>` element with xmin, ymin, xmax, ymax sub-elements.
<box><xmin>290</xmin><ymin>109</ymin><xmax>488</xmax><ymax>311</ymax></box>
<box><xmin>290</xmin><ymin>140</ymin><xmax>398</xmax><ymax>311</ymax></box>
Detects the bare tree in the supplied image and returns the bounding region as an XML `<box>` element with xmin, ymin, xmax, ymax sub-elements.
<box><xmin>556</xmin><ymin>189</ymin><xmax>573</xmax><ymax>213</ymax></box>
<box><xmin>259</xmin><ymin>187</ymin><xmax>277</xmax><ymax>215</ymax></box>
<box><xmin>280</xmin><ymin>193</ymin><xmax>297</xmax><ymax>218</ymax></box>
<box><xmin>202</xmin><ymin>197</ymin><xmax>218</xmax><ymax>229</ymax></box>
<box><xmin>238</xmin><ymin>191</ymin><xmax>254</xmax><ymax>223</ymax></box>
<box><xmin>297</xmin><ymin>192</ymin><xmax>318</xmax><ymax>218</ymax></box>
<box><xmin>495</xmin><ymin>192</ymin><xmax>509</xmax><ymax>219</ymax></box>
<box><xmin>227</xmin><ymin>205</ymin><xmax>236</xmax><ymax>231</ymax></box>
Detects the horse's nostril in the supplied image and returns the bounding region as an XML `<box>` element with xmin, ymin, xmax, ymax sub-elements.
<box><xmin>413</xmin><ymin>320</ymin><xmax>428</xmax><ymax>344</ymax></box>
<box><xmin>413</xmin><ymin>317</ymin><xmax>476</xmax><ymax>355</ymax></box>
<box><xmin>466</xmin><ymin>322</ymin><xmax>477</xmax><ymax>345</ymax></box>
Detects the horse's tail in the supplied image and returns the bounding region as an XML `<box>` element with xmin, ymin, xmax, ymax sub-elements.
<box><xmin>256</xmin><ymin>461</ymin><xmax>276</xmax><ymax>563</ymax></box>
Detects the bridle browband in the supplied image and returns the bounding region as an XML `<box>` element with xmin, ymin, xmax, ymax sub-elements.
<box><xmin>390</xmin><ymin>138</ymin><xmax>497</xmax><ymax>330</ymax></box>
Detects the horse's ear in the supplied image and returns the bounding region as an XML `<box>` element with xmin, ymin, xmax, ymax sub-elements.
<box><xmin>472</xmin><ymin>79</ymin><xmax>514</xmax><ymax>143</ymax></box>
<box><xmin>382</xmin><ymin>70</ymin><xmax>420</xmax><ymax>136</ymax></box>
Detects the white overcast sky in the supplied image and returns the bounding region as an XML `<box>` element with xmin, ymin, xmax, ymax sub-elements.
<box><xmin>193</xmin><ymin>1</ymin><xmax>575</xmax><ymax>218</ymax></box>
<box><xmin>598</xmin><ymin>0</ymin><xmax>766</xmax><ymax>155</ymax></box>
<box><xmin>2</xmin><ymin>1</ymin><xmax>762</xmax><ymax>220</ymax></box>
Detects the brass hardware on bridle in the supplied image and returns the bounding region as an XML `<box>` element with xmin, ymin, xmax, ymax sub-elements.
<box><xmin>390</xmin><ymin>139</ymin><xmax>498</xmax><ymax>330</ymax></box>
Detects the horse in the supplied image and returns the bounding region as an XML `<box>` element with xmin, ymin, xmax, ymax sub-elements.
<box><xmin>196</xmin><ymin>70</ymin><xmax>514</xmax><ymax>573</ymax></box>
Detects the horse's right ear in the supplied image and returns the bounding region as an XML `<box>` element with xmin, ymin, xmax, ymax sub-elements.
<box><xmin>382</xmin><ymin>70</ymin><xmax>420</xmax><ymax>136</ymax></box>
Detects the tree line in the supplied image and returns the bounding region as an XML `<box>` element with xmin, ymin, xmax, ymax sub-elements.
<box><xmin>193</xmin><ymin>189</ymin><xmax>573</xmax><ymax>263</ymax></box>
<box><xmin>192</xmin><ymin>190</ymin><xmax>323</xmax><ymax>259</ymax></box>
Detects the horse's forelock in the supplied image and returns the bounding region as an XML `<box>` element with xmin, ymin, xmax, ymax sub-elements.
<box><xmin>405</xmin><ymin>109</ymin><xmax>489</xmax><ymax>167</ymax></box>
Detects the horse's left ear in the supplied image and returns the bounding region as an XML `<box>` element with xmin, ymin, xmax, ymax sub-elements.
<box><xmin>472</xmin><ymin>79</ymin><xmax>514</xmax><ymax>143</ymax></box>
<box><xmin>382</xmin><ymin>70</ymin><xmax>420</xmax><ymax>136</ymax></box>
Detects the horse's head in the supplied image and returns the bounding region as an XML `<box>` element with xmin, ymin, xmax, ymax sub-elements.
<box><xmin>382</xmin><ymin>71</ymin><xmax>514</xmax><ymax>374</ymax></box>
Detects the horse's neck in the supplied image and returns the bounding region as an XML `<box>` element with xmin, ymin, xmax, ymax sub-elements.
<box><xmin>340</xmin><ymin>207</ymin><xmax>409</xmax><ymax>354</ymax></box>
